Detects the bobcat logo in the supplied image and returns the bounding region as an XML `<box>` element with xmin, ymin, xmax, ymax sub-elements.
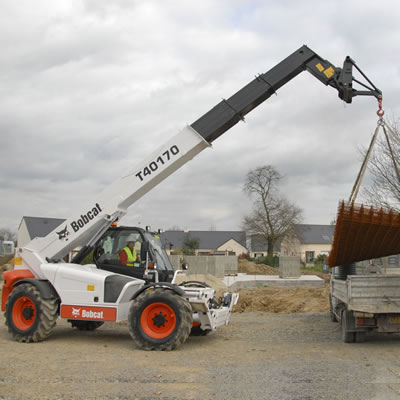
<box><xmin>56</xmin><ymin>225</ymin><xmax>69</xmax><ymax>240</ymax></box>
<box><xmin>72</xmin><ymin>307</ymin><xmax>80</xmax><ymax>317</ymax></box>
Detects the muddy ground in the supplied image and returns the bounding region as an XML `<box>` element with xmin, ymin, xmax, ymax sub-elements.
<box><xmin>3</xmin><ymin>312</ymin><xmax>400</xmax><ymax>400</ymax></box>
<box><xmin>234</xmin><ymin>259</ymin><xmax>330</xmax><ymax>313</ymax></box>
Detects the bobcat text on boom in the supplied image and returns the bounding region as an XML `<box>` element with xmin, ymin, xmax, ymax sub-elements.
<box><xmin>70</xmin><ymin>203</ymin><xmax>102</xmax><ymax>233</ymax></box>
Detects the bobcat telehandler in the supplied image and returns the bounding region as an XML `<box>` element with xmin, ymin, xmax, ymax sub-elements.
<box><xmin>2</xmin><ymin>45</ymin><xmax>381</xmax><ymax>350</ymax></box>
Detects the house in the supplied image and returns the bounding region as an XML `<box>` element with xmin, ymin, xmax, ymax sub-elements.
<box><xmin>18</xmin><ymin>218</ymin><xmax>248</xmax><ymax>258</ymax></box>
<box><xmin>18</xmin><ymin>216</ymin><xmax>66</xmax><ymax>247</ymax></box>
<box><xmin>246</xmin><ymin>234</ymin><xmax>281</xmax><ymax>258</ymax></box>
<box><xmin>160</xmin><ymin>230</ymin><xmax>247</xmax><ymax>256</ymax></box>
<box><xmin>280</xmin><ymin>224</ymin><xmax>335</xmax><ymax>263</ymax></box>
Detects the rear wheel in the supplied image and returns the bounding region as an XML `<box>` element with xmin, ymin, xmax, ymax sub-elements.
<box><xmin>128</xmin><ymin>288</ymin><xmax>192</xmax><ymax>351</ymax></box>
<box><xmin>68</xmin><ymin>320</ymin><xmax>104</xmax><ymax>331</ymax></box>
<box><xmin>5</xmin><ymin>284</ymin><xmax>58</xmax><ymax>343</ymax></box>
<box><xmin>355</xmin><ymin>331</ymin><xmax>366</xmax><ymax>343</ymax></box>
<box><xmin>341</xmin><ymin>310</ymin><xmax>355</xmax><ymax>343</ymax></box>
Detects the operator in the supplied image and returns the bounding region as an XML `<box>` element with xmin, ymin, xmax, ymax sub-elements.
<box><xmin>120</xmin><ymin>241</ymin><xmax>140</xmax><ymax>266</ymax></box>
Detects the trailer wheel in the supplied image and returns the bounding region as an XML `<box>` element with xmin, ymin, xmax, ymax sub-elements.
<box><xmin>68</xmin><ymin>320</ymin><xmax>104</xmax><ymax>331</ymax></box>
<box><xmin>341</xmin><ymin>310</ymin><xmax>355</xmax><ymax>343</ymax></box>
<box><xmin>5</xmin><ymin>283</ymin><xmax>58</xmax><ymax>343</ymax></box>
<box><xmin>329</xmin><ymin>293</ymin><xmax>338</xmax><ymax>322</ymax></box>
<box><xmin>128</xmin><ymin>288</ymin><xmax>192</xmax><ymax>351</ymax></box>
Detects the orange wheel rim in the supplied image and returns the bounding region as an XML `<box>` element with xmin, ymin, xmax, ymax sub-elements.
<box><xmin>140</xmin><ymin>302</ymin><xmax>176</xmax><ymax>339</ymax></box>
<box><xmin>12</xmin><ymin>296</ymin><xmax>36</xmax><ymax>330</ymax></box>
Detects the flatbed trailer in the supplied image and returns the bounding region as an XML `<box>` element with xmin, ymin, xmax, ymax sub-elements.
<box><xmin>330</xmin><ymin>259</ymin><xmax>400</xmax><ymax>342</ymax></box>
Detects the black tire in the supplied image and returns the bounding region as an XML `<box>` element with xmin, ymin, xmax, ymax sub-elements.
<box><xmin>341</xmin><ymin>310</ymin><xmax>355</xmax><ymax>343</ymax></box>
<box><xmin>190</xmin><ymin>324</ymin><xmax>211</xmax><ymax>336</ymax></box>
<box><xmin>5</xmin><ymin>283</ymin><xmax>58</xmax><ymax>343</ymax></box>
<box><xmin>68</xmin><ymin>320</ymin><xmax>104</xmax><ymax>331</ymax></box>
<box><xmin>128</xmin><ymin>288</ymin><xmax>192</xmax><ymax>351</ymax></box>
<box><xmin>355</xmin><ymin>331</ymin><xmax>366</xmax><ymax>343</ymax></box>
<box><xmin>329</xmin><ymin>293</ymin><xmax>338</xmax><ymax>322</ymax></box>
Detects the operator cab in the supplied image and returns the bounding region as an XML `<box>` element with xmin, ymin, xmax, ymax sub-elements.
<box><xmin>79</xmin><ymin>226</ymin><xmax>174</xmax><ymax>283</ymax></box>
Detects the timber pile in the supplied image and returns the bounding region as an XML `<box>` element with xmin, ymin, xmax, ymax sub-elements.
<box><xmin>328</xmin><ymin>201</ymin><xmax>400</xmax><ymax>266</ymax></box>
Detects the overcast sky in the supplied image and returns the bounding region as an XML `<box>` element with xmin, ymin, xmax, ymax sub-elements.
<box><xmin>1</xmin><ymin>0</ymin><xmax>400</xmax><ymax>234</ymax></box>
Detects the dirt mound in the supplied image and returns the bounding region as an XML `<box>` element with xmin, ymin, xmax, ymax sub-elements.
<box><xmin>238</xmin><ymin>259</ymin><xmax>279</xmax><ymax>275</ymax></box>
<box><xmin>233</xmin><ymin>285</ymin><xmax>330</xmax><ymax>313</ymax></box>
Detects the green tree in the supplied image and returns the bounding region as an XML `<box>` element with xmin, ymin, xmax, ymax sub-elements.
<box><xmin>183</xmin><ymin>236</ymin><xmax>199</xmax><ymax>256</ymax></box>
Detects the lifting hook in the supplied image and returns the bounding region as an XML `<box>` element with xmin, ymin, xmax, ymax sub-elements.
<box><xmin>377</xmin><ymin>96</ymin><xmax>384</xmax><ymax>117</ymax></box>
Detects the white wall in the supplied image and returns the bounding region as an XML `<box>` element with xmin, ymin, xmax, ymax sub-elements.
<box><xmin>17</xmin><ymin>219</ymin><xmax>31</xmax><ymax>247</ymax></box>
<box><xmin>217</xmin><ymin>239</ymin><xmax>247</xmax><ymax>255</ymax></box>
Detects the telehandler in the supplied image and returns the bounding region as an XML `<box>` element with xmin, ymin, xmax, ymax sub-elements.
<box><xmin>2</xmin><ymin>45</ymin><xmax>381</xmax><ymax>350</ymax></box>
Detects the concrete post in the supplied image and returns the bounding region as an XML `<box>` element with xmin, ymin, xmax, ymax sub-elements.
<box><xmin>279</xmin><ymin>256</ymin><xmax>301</xmax><ymax>278</ymax></box>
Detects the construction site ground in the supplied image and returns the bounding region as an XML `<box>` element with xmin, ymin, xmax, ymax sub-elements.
<box><xmin>2</xmin><ymin>261</ymin><xmax>400</xmax><ymax>399</ymax></box>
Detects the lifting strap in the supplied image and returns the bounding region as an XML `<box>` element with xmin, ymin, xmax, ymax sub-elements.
<box><xmin>348</xmin><ymin>119</ymin><xmax>381</xmax><ymax>203</ymax></box>
<box><xmin>382</xmin><ymin>122</ymin><xmax>400</xmax><ymax>185</ymax></box>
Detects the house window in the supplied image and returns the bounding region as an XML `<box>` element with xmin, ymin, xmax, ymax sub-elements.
<box><xmin>388</xmin><ymin>255</ymin><xmax>399</xmax><ymax>266</ymax></box>
<box><xmin>305</xmin><ymin>251</ymin><xmax>315</xmax><ymax>263</ymax></box>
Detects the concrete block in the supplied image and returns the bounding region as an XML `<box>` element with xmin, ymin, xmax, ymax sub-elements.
<box><xmin>224</xmin><ymin>274</ymin><xmax>324</xmax><ymax>290</ymax></box>
<box><xmin>279</xmin><ymin>256</ymin><xmax>301</xmax><ymax>278</ymax></box>
<box><xmin>168</xmin><ymin>255</ymin><xmax>182</xmax><ymax>270</ymax></box>
<box><xmin>217</xmin><ymin>256</ymin><xmax>238</xmax><ymax>275</ymax></box>
<box><xmin>177</xmin><ymin>256</ymin><xmax>238</xmax><ymax>278</ymax></box>
<box><xmin>183</xmin><ymin>256</ymin><xmax>223</xmax><ymax>278</ymax></box>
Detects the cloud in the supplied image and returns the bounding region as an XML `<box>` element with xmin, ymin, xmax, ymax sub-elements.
<box><xmin>1</xmin><ymin>0</ymin><xmax>400</xmax><ymax>235</ymax></box>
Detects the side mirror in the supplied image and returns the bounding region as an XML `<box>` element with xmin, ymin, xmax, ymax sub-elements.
<box><xmin>141</xmin><ymin>241</ymin><xmax>149</xmax><ymax>261</ymax></box>
<box><xmin>181</xmin><ymin>262</ymin><xmax>189</xmax><ymax>270</ymax></box>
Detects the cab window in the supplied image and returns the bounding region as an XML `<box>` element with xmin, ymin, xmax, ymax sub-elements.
<box><xmin>96</xmin><ymin>230</ymin><xmax>143</xmax><ymax>266</ymax></box>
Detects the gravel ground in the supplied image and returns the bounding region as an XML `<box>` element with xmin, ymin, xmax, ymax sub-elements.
<box><xmin>2</xmin><ymin>312</ymin><xmax>400</xmax><ymax>400</ymax></box>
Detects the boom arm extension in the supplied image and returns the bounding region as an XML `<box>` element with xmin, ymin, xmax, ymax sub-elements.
<box><xmin>191</xmin><ymin>45</ymin><xmax>381</xmax><ymax>143</ymax></box>
<box><xmin>20</xmin><ymin>45</ymin><xmax>381</xmax><ymax>275</ymax></box>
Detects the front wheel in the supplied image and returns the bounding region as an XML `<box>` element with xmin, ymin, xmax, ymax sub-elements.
<box><xmin>5</xmin><ymin>283</ymin><xmax>58</xmax><ymax>343</ymax></box>
<box><xmin>128</xmin><ymin>288</ymin><xmax>192</xmax><ymax>351</ymax></box>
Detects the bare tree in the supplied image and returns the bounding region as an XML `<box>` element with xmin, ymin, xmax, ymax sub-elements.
<box><xmin>242</xmin><ymin>165</ymin><xmax>303</xmax><ymax>257</ymax></box>
<box><xmin>0</xmin><ymin>228</ymin><xmax>17</xmax><ymax>243</ymax></box>
<box><xmin>361</xmin><ymin>118</ymin><xmax>400</xmax><ymax>210</ymax></box>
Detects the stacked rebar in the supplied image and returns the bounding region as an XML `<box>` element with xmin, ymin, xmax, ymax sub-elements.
<box><xmin>328</xmin><ymin>201</ymin><xmax>400</xmax><ymax>267</ymax></box>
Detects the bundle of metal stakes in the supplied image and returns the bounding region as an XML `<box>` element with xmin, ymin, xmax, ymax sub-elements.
<box><xmin>328</xmin><ymin>201</ymin><xmax>400</xmax><ymax>267</ymax></box>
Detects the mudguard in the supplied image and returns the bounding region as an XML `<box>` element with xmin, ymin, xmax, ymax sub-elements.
<box><xmin>131</xmin><ymin>282</ymin><xmax>185</xmax><ymax>300</ymax></box>
<box><xmin>13</xmin><ymin>278</ymin><xmax>60</xmax><ymax>301</ymax></box>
